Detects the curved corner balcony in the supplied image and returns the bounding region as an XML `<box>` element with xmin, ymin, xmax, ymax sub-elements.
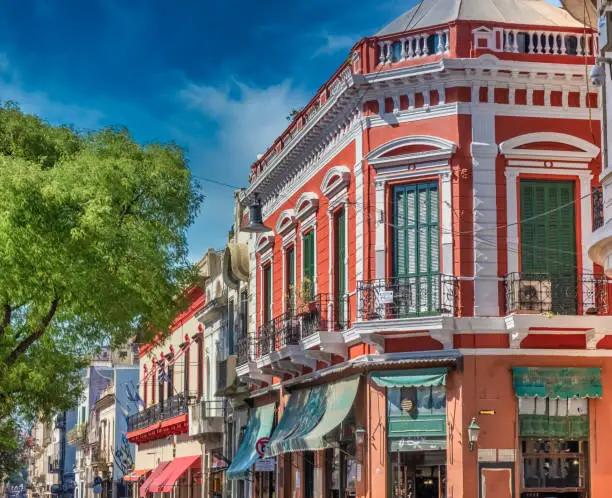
<box><xmin>589</xmin><ymin>225</ymin><xmax>612</xmax><ymax>279</ymax></box>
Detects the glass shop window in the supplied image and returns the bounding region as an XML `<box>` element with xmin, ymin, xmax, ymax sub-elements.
<box><xmin>519</xmin><ymin>397</ymin><xmax>589</xmax><ymax>498</ymax></box>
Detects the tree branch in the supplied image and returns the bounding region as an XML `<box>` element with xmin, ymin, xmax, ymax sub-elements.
<box><xmin>0</xmin><ymin>303</ymin><xmax>11</xmax><ymax>337</ymax></box>
<box><xmin>5</xmin><ymin>296</ymin><xmax>60</xmax><ymax>366</ymax></box>
<box><xmin>119</xmin><ymin>187</ymin><xmax>146</xmax><ymax>225</ymax></box>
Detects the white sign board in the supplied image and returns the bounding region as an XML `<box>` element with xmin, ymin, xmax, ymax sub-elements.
<box><xmin>255</xmin><ymin>458</ymin><xmax>276</xmax><ymax>472</ymax></box>
<box><xmin>379</xmin><ymin>290</ymin><xmax>394</xmax><ymax>304</ymax></box>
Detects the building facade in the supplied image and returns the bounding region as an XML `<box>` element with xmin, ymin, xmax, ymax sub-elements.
<box><xmin>228</xmin><ymin>1</ymin><xmax>612</xmax><ymax>497</ymax></box>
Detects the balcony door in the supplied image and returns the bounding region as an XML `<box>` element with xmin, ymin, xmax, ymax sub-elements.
<box><xmin>520</xmin><ymin>180</ymin><xmax>577</xmax><ymax>314</ymax></box>
<box><xmin>393</xmin><ymin>182</ymin><xmax>440</xmax><ymax>316</ymax></box>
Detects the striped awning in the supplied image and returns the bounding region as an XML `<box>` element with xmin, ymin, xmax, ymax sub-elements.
<box><xmin>265</xmin><ymin>376</ymin><xmax>360</xmax><ymax>457</ymax></box>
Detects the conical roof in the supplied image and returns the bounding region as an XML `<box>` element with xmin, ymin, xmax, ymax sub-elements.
<box><xmin>377</xmin><ymin>0</ymin><xmax>587</xmax><ymax>36</ymax></box>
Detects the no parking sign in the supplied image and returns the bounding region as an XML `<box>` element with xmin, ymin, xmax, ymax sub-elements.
<box><xmin>255</xmin><ymin>437</ymin><xmax>270</xmax><ymax>457</ymax></box>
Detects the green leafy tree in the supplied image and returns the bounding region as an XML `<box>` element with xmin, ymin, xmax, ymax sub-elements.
<box><xmin>0</xmin><ymin>103</ymin><xmax>203</xmax><ymax>467</ymax></box>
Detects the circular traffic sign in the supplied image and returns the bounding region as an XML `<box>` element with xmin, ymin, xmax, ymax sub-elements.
<box><xmin>255</xmin><ymin>437</ymin><xmax>270</xmax><ymax>456</ymax></box>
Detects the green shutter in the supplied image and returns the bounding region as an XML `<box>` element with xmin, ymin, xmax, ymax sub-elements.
<box><xmin>303</xmin><ymin>231</ymin><xmax>315</xmax><ymax>284</ymax></box>
<box><xmin>336</xmin><ymin>210</ymin><xmax>346</xmax><ymax>327</ymax></box>
<box><xmin>393</xmin><ymin>183</ymin><xmax>439</xmax><ymax>315</ymax></box>
<box><xmin>263</xmin><ymin>265</ymin><xmax>272</xmax><ymax>322</ymax></box>
<box><xmin>287</xmin><ymin>246</ymin><xmax>295</xmax><ymax>311</ymax></box>
<box><xmin>520</xmin><ymin>180</ymin><xmax>577</xmax><ymax>313</ymax></box>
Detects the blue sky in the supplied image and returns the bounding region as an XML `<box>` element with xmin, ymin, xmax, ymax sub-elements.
<box><xmin>0</xmin><ymin>0</ymin><xmax>412</xmax><ymax>258</ymax></box>
<box><xmin>0</xmin><ymin>0</ymin><xmax>559</xmax><ymax>259</ymax></box>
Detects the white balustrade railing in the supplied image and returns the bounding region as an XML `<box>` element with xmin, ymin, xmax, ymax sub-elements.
<box><xmin>502</xmin><ymin>29</ymin><xmax>596</xmax><ymax>56</ymax></box>
<box><xmin>377</xmin><ymin>29</ymin><xmax>450</xmax><ymax>65</ymax></box>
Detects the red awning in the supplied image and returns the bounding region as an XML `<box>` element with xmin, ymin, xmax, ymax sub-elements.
<box><xmin>140</xmin><ymin>461</ymin><xmax>169</xmax><ymax>497</ymax></box>
<box><xmin>149</xmin><ymin>455</ymin><xmax>201</xmax><ymax>493</ymax></box>
<box><xmin>123</xmin><ymin>469</ymin><xmax>151</xmax><ymax>482</ymax></box>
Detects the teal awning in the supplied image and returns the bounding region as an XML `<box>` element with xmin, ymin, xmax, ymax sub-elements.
<box><xmin>389</xmin><ymin>437</ymin><xmax>447</xmax><ymax>452</ymax></box>
<box><xmin>226</xmin><ymin>403</ymin><xmax>275</xmax><ymax>480</ymax></box>
<box><xmin>266</xmin><ymin>376</ymin><xmax>360</xmax><ymax>457</ymax></box>
<box><xmin>371</xmin><ymin>368</ymin><xmax>447</xmax><ymax>388</ymax></box>
<box><xmin>513</xmin><ymin>367</ymin><xmax>602</xmax><ymax>399</ymax></box>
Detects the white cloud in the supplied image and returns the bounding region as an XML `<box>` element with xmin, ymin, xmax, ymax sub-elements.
<box><xmin>313</xmin><ymin>33</ymin><xmax>357</xmax><ymax>57</ymax></box>
<box><xmin>179</xmin><ymin>79</ymin><xmax>307</xmax><ymax>168</ymax></box>
<box><xmin>0</xmin><ymin>53</ymin><xmax>104</xmax><ymax>130</ymax></box>
<box><xmin>178</xmin><ymin>79</ymin><xmax>308</xmax><ymax>255</ymax></box>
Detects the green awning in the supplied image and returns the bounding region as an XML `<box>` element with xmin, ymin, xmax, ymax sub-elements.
<box><xmin>513</xmin><ymin>367</ymin><xmax>602</xmax><ymax>399</ymax></box>
<box><xmin>519</xmin><ymin>414</ymin><xmax>589</xmax><ymax>438</ymax></box>
<box><xmin>226</xmin><ymin>403</ymin><xmax>275</xmax><ymax>480</ymax></box>
<box><xmin>389</xmin><ymin>438</ymin><xmax>447</xmax><ymax>452</ymax></box>
<box><xmin>266</xmin><ymin>376</ymin><xmax>360</xmax><ymax>457</ymax></box>
<box><xmin>371</xmin><ymin>368</ymin><xmax>447</xmax><ymax>388</ymax></box>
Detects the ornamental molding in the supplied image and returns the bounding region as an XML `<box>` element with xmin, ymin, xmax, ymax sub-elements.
<box><xmin>320</xmin><ymin>165</ymin><xmax>351</xmax><ymax>198</ymax></box>
<box><xmin>295</xmin><ymin>192</ymin><xmax>319</xmax><ymax>221</ymax></box>
<box><xmin>274</xmin><ymin>209</ymin><xmax>297</xmax><ymax>236</ymax></box>
<box><xmin>366</xmin><ymin>135</ymin><xmax>457</xmax><ymax>169</ymax></box>
<box><xmin>499</xmin><ymin>132</ymin><xmax>600</xmax><ymax>161</ymax></box>
<box><xmin>255</xmin><ymin>233</ymin><xmax>274</xmax><ymax>254</ymax></box>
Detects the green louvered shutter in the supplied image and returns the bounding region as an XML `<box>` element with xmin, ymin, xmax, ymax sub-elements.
<box><xmin>520</xmin><ymin>180</ymin><xmax>577</xmax><ymax>313</ymax></box>
<box><xmin>303</xmin><ymin>230</ymin><xmax>315</xmax><ymax>298</ymax></box>
<box><xmin>393</xmin><ymin>183</ymin><xmax>439</xmax><ymax>316</ymax></box>
<box><xmin>287</xmin><ymin>246</ymin><xmax>295</xmax><ymax>311</ymax></box>
<box><xmin>263</xmin><ymin>265</ymin><xmax>273</xmax><ymax>323</ymax></box>
<box><xmin>335</xmin><ymin>210</ymin><xmax>346</xmax><ymax>327</ymax></box>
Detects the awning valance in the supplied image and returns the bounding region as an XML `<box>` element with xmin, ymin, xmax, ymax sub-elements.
<box><xmin>513</xmin><ymin>367</ymin><xmax>602</xmax><ymax>399</ymax></box>
<box><xmin>266</xmin><ymin>376</ymin><xmax>360</xmax><ymax>457</ymax></box>
<box><xmin>123</xmin><ymin>469</ymin><xmax>151</xmax><ymax>482</ymax></box>
<box><xmin>226</xmin><ymin>403</ymin><xmax>275</xmax><ymax>481</ymax></box>
<box><xmin>139</xmin><ymin>461</ymin><xmax>169</xmax><ymax>497</ymax></box>
<box><xmin>371</xmin><ymin>368</ymin><xmax>447</xmax><ymax>388</ymax></box>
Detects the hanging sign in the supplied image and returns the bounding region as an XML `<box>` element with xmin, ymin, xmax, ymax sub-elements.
<box><xmin>255</xmin><ymin>437</ymin><xmax>270</xmax><ymax>457</ymax></box>
<box><xmin>254</xmin><ymin>458</ymin><xmax>276</xmax><ymax>472</ymax></box>
<box><xmin>380</xmin><ymin>290</ymin><xmax>394</xmax><ymax>304</ymax></box>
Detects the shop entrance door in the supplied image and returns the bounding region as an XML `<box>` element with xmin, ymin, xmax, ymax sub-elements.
<box><xmin>390</xmin><ymin>451</ymin><xmax>446</xmax><ymax>498</ymax></box>
<box><xmin>304</xmin><ymin>451</ymin><xmax>315</xmax><ymax>498</ymax></box>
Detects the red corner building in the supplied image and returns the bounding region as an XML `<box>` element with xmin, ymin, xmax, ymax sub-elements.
<box><xmin>230</xmin><ymin>1</ymin><xmax>612</xmax><ymax>497</ymax></box>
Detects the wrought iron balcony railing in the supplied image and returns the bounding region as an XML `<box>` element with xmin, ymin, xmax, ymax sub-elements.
<box><xmin>593</xmin><ymin>186</ymin><xmax>604</xmax><ymax>231</ymax></box>
<box><xmin>237</xmin><ymin>335</ymin><xmax>253</xmax><ymax>367</ymax></box>
<box><xmin>127</xmin><ymin>392</ymin><xmax>190</xmax><ymax>432</ymax></box>
<box><xmin>254</xmin><ymin>295</ymin><xmax>351</xmax><ymax>358</ymax></box>
<box><xmin>356</xmin><ymin>274</ymin><xmax>458</xmax><ymax>321</ymax></box>
<box><xmin>504</xmin><ymin>273</ymin><xmax>611</xmax><ymax>316</ymax></box>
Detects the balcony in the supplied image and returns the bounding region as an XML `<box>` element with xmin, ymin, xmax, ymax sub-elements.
<box><xmin>215</xmin><ymin>356</ymin><xmax>238</xmax><ymax>396</ymax></box>
<box><xmin>66</xmin><ymin>423</ymin><xmax>86</xmax><ymax>446</ymax></box>
<box><xmin>356</xmin><ymin>274</ymin><xmax>458</xmax><ymax>321</ymax></box>
<box><xmin>127</xmin><ymin>392</ymin><xmax>190</xmax><ymax>433</ymax></box>
<box><xmin>196</xmin><ymin>292</ymin><xmax>228</xmax><ymax>325</ymax></box>
<box><xmin>504</xmin><ymin>273</ymin><xmax>611</xmax><ymax>316</ymax></box>
<box><xmin>188</xmin><ymin>399</ymin><xmax>226</xmax><ymax>443</ymax></box>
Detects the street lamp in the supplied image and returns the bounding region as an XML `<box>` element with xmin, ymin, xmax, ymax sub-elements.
<box><xmin>354</xmin><ymin>426</ymin><xmax>366</xmax><ymax>446</ymax></box>
<box><xmin>467</xmin><ymin>417</ymin><xmax>480</xmax><ymax>451</ymax></box>
<box><xmin>242</xmin><ymin>194</ymin><xmax>271</xmax><ymax>233</ymax></box>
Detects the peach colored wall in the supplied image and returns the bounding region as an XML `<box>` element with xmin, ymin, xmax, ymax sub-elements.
<box><xmin>455</xmin><ymin>355</ymin><xmax>612</xmax><ymax>498</ymax></box>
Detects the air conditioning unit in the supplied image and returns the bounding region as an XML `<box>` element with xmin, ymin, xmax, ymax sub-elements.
<box><xmin>512</xmin><ymin>280</ymin><xmax>552</xmax><ymax>313</ymax></box>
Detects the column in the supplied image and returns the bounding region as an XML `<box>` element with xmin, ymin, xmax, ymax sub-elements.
<box><xmin>437</xmin><ymin>30</ymin><xmax>444</xmax><ymax>54</ymax></box>
<box><xmin>375</xmin><ymin>180</ymin><xmax>386</xmax><ymax>279</ymax></box>
<box><xmin>505</xmin><ymin>170</ymin><xmax>520</xmax><ymax>274</ymax></box>
<box><xmin>512</xmin><ymin>29</ymin><xmax>519</xmax><ymax>53</ymax></box>
<box><xmin>422</xmin><ymin>34</ymin><xmax>429</xmax><ymax>56</ymax></box>
<box><xmin>407</xmin><ymin>36</ymin><xmax>414</xmax><ymax>58</ymax></box>
<box><xmin>441</xmin><ymin>171</ymin><xmax>453</xmax><ymax>275</ymax></box>
<box><xmin>377</xmin><ymin>42</ymin><xmax>385</xmax><ymax>65</ymax></box>
<box><xmin>580</xmin><ymin>174</ymin><xmax>595</xmax><ymax>275</ymax></box>
<box><xmin>399</xmin><ymin>38</ymin><xmax>407</xmax><ymax>61</ymax></box>
<box><xmin>354</xmin><ymin>131</ymin><xmax>365</xmax><ymax>285</ymax></box>
<box><xmin>472</xmin><ymin>111</ymin><xmax>500</xmax><ymax>316</ymax></box>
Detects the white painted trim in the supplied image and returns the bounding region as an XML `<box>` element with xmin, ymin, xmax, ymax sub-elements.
<box><xmin>255</xmin><ymin>233</ymin><xmax>274</xmax><ymax>255</ymax></box>
<box><xmin>295</xmin><ymin>192</ymin><xmax>319</xmax><ymax>221</ymax></box>
<box><xmin>504</xmin><ymin>166</ymin><xmax>592</xmax><ymax>274</ymax></box>
<box><xmin>275</xmin><ymin>209</ymin><xmax>297</xmax><ymax>236</ymax></box>
<box><xmin>458</xmin><ymin>348</ymin><xmax>612</xmax><ymax>357</ymax></box>
<box><xmin>499</xmin><ymin>132</ymin><xmax>601</xmax><ymax>161</ymax></box>
<box><xmin>321</xmin><ymin>165</ymin><xmax>351</xmax><ymax>198</ymax></box>
<box><xmin>366</xmin><ymin>135</ymin><xmax>457</xmax><ymax>168</ymax></box>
